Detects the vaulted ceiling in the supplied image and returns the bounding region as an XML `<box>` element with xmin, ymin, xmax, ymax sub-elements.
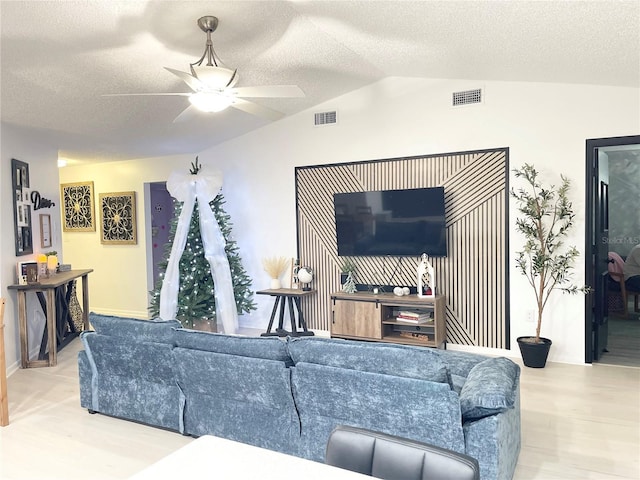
<box><xmin>1</xmin><ymin>1</ymin><xmax>638</xmax><ymax>165</ymax></box>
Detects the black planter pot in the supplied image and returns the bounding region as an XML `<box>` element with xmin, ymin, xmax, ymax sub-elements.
<box><xmin>517</xmin><ymin>336</ymin><xmax>552</xmax><ymax>368</ymax></box>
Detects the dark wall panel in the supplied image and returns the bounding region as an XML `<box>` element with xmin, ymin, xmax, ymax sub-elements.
<box><xmin>295</xmin><ymin>148</ymin><xmax>509</xmax><ymax>348</ymax></box>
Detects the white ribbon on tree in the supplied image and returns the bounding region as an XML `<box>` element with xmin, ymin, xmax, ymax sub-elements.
<box><xmin>159</xmin><ymin>169</ymin><xmax>238</xmax><ymax>334</ymax></box>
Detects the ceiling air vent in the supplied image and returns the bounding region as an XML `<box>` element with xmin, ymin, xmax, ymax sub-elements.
<box><xmin>452</xmin><ymin>88</ymin><xmax>482</xmax><ymax>106</ymax></box>
<box><xmin>314</xmin><ymin>110</ymin><xmax>338</xmax><ymax>126</ymax></box>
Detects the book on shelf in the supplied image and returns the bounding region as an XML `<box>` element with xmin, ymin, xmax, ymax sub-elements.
<box><xmin>397</xmin><ymin>310</ymin><xmax>432</xmax><ymax>318</ymax></box>
<box><xmin>392</xmin><ymin>308</ymin><xmax>431</xmax><ymax>317</ymax></box>
<box><xmin>395</xmin><ymin>312</ymin><xmax>433</xmax><ymax>324</ymax></box>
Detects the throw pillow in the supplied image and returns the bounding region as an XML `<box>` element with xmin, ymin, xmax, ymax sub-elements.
<box><xmin>459</xmin><ymin>356</ymin><xmax>520</xmax><ymax>421</ymax></box>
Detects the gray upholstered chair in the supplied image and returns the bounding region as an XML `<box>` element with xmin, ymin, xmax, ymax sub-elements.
<box><xmin>325</xmin><ymin>425</ymin><xmax>480</xmax><ymax>480</ymax></box>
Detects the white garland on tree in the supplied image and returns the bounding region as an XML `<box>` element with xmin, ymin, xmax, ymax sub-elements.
<box><xmin>159</xmin><ymin>168</ymin><xmax>238</xmax><ymax>334</ymax></box>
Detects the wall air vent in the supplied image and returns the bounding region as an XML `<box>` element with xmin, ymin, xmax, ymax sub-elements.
<box><xmin>452</xmin><ymin>88</ymin><xmax>482</xmax><ymax>106</ymax></box>
<box><xmin>314</xmin><ymin>110</ymin><xmax>338</xmax><ymax>126</ymax></box>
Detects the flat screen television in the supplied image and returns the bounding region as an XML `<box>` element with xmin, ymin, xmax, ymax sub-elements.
<box><xmin>333</xmin><ymin>186</ymin><xmax>447</xmax><ymax>257</ymax></box>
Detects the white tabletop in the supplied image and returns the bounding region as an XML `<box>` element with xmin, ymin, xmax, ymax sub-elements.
<box><xmin>129</xmin><ymin>435</ymin><xmax>370</xmax><ymax>479</ymax></box>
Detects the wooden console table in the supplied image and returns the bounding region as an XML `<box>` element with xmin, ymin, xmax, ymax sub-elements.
<box><xmin>8</xmin><ymin>269</ymin><xmax>93</xmax><ymax>368</ymax></box>
<box><xmin>257</xmin><ymin>288</ymin><xmax>315</xmax><ymax>337</ymax></box>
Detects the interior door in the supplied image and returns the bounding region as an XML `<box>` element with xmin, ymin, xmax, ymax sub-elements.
<box><xmin>594</xmin><ymin>149</ymin><xmax>609</xmax><ymax>361</ymax></box>
<box><xmin>585</xmin><ymin>135</ymin><xmax>640</xmax><ymax>363</ymax></box>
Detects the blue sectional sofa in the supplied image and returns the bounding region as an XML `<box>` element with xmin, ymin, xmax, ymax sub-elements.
<box><xmin>78</xmin><ymin>313</ymin><xmax>521</xmax><ymax>480</ymax></box>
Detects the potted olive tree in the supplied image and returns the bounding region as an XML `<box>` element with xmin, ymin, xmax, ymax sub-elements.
<box><xmin>511</xmin><ymin>164</ymin><xmax>589</xmax><ymax>368</ymax></box>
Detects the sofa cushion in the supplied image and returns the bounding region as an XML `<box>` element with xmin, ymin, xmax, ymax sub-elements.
<box><xmin>437</xmin><ymin>349</ymin><xmax>488</xmax><ymax>378</ymax></box>
<box><xmin>450</xmin><ymin>374</ymin><xmax>466</xmax><ymax>395</ymax></box>
<box><xmin>89</xmin><ymin>312</ymin><xmax>180</xmax><ymax>344</ymax></box>
<box><xmin>287</xmin><ymin>336</ymin><xmax>451</xmax><ymax>386</ymax></box>
<box><xmin>173</xmin><ymin>347</ymin><xmax>299</xmax><ymax>453</ymax></box>
<box><xmin>291</xmin><ymin>362</ymin><xmax>464</xmax><ymax>461</ymax></box>
<box><xmin>174</xmin><ymin>328</ymin><xmax>292</xmax><ymax>364</ymax></box>
<box><xmin>459</xmin><ymin>356</ymin><xmax>520</xmax><ymax>421</ymax></box>
<box><xmin>79</xmin><ymin>331</ymin><xmax>182</xmax><ymax>431</ymax></box>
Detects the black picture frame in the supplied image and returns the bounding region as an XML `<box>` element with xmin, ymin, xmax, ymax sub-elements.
<box><xmin>11</xmin><ymin>158</ymin><xmax>33</xmax><ymax>256</ymax></box>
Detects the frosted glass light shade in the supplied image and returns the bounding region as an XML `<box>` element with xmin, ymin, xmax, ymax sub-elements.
<box><xmin>192</xmin><ymin>66</ymin><xmax>238</xmax><ymax>89</ymax></box>
<box><xmin>189</xmin><ymin>92</ymin><xmax>233</xmax><ymax>112</ymax></box>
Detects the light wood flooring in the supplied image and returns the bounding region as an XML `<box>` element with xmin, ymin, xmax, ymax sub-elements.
<box><xmin>0</xmin><ymin>339</ymin><xmax>638</xmax><ymax>479</ymax></box>
<box><xmin>599</xmin><ymin>314</ymin><xmax>640</xmax><ymax>368</ymax></box>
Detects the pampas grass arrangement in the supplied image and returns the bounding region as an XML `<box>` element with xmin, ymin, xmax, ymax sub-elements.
<box><xmin>262</xmin><ymin>256</ymin><xmax>289</xmax><ymax>289</ymax></box>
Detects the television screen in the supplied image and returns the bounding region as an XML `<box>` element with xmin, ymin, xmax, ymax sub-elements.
<box><xmin>334</xmin><ymin>187</ymin><xmax>447</xmax><ymax>257</ymax></box>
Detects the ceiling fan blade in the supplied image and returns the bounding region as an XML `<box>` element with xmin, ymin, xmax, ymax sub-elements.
<box><xmin>230</xmin><ymin>85</ymin><xmax>304</xmax><ymax>98</ymax></box>
<box><xmin>164</xmin><ymin>67</ymin><xmax>202</xmax><ymax>92</ymax></box>
<box><xmin>230</xmin><ymin>98</ymin><xmax>284</xmax><ymax>121</ymax></box>
<box><xmin>102</xmin><ymin>93</ymin><xmax>191</xmax><ymax>97</ymax></box>
<box><xmin>172</xmin><ymin>105</ymin><xmax>200</xmax><ymax>123</ymax></box>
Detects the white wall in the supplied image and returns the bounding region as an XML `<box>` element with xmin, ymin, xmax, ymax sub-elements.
<box><xmin>1</xmin><ymin>122</ymin><xmax>63</xmax><ymax>373</ymax></box>
<box><xmin>199</xmin><ymin>77</ymin><xmax>639</xmax><ymax>364</ymax></box>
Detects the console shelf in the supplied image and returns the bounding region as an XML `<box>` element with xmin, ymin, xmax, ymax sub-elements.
<box><xmin>330</xmin><ymin>292</ymin><xmax>446</xmax><ymax>348</ymax></box>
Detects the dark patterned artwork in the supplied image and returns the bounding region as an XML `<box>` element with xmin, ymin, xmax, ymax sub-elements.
<box><xmin>99</xmin><ymin>191</ymin><xmax>137</xmax><ymax>245</ymax></box>
<box><xmin>61</xmin><ymin>181</ymin><xmax>95</xmax><ymax>231</ymax></box>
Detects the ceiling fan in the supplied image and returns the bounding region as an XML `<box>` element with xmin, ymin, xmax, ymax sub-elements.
<box><xmin>106</xmin><ymin>15</ymin><xmax>304</xmax><ymax>122</ymax></box>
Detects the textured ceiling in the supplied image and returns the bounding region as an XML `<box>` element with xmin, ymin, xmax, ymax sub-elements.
<box><xmin>1</xmin><ymin>0</ymin><xmax>639</xmax><ymax>165</ymax></box>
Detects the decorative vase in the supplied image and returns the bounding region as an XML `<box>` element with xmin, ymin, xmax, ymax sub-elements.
<box><xmin>270</xmin><ymin>278</ymin><xmax>282</xmax><ymax>289</ymax></box>
<box><xmin>517</xmin><ymin>336</ymin><xmax>552</xmax><ymax>368</ymax></box>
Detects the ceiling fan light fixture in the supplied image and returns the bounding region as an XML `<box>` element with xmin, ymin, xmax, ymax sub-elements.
<box><xmin>107</xmin><ymin>15</ymin><xmax>304</xmax><ymax>122</ymax></box>
<box><xmin>192</xmin><ymin>65</ymin><xmax>238</xmax><ymax>89</ymax></box>
<box><xmin>189</xmin><ymin>92</ymin><xmax>233</xmax><ymax>112</ymax></box>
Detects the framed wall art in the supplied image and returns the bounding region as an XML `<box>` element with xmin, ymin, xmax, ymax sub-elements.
<box><xmin>16</xmin><ymin>261</ymin><xmax>37</xmax><ymax>284</ymax></box>
<box><xmin>61</xmin><ymin>181</ymin><xmax>95</xmax><ymax>231</ymax></box>
<box><xmin>11</xmin><ymin>158</ymin><xmax>33</xmax><ymax>256</ymax></box>
<box><xmin>99</xmin><ymin>191</ymin><xmax>137</xmax><ymax>245</ymax></box>
<box><xmin>40</xmin><ymin>213</ymin><xmax>52</xmax><ymax>248</ymax></box>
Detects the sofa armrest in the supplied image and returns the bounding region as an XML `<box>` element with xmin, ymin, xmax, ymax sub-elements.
<box><xmin>463</xmin><ymin>385</ymin><xmax>521</xmax><ymax>480</ymax></box>
<box><xmin>77</xmin><ymin>349</ymin><xmax>93</xmax><ymax>410</ymax></box>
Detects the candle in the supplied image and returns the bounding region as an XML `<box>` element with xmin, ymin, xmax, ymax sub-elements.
<box><xmin>47</xmin><ymin>255</ymin><xmax>58</xmax><ymax>273</ymax></box>
<box><xmin>37</xmin><ymin>254</ymin><xmax>48</xmax><ymax>278</ymax></box>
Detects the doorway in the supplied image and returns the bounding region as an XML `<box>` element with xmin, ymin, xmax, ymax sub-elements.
<box><xmin>585</xmin><ymin>135</ymin><xmax>640</xmax><ymax>366</ymax></box>
<box><xmin>144</xmin><ymin>182</ymin><xmax>175</xmax><ymax>300</ymax></box>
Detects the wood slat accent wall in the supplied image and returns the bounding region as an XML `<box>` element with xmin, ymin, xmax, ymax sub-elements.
<box><xmin>295</xmin><ymin>148</ymin><xmax>509</xmax><ymax>348</ymax></box>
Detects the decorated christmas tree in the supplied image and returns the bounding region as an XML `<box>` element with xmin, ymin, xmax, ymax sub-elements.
<box><xmin>149</xmin><ymin>159</ymin><xmax>255</xmax><ymax>330</ymax></box>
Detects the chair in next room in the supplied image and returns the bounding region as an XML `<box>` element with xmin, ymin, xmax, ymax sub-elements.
<box><xmin>607</xmin><ymin>252</ymin><xmax>640</xmax><ymax>318</ymax></box>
